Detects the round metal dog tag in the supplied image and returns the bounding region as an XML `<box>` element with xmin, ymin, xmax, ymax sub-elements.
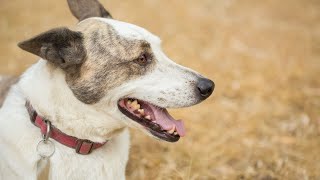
<box><xmin>36</xmin><ymin>140</ymin><xmax>55</xmax><ymax>158</ymax></box>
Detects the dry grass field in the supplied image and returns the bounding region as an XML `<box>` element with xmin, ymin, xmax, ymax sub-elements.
<box><xmin>1</xmin><ymin>0</ymin><xmax>320</xmax><ymax>179</ymax></box>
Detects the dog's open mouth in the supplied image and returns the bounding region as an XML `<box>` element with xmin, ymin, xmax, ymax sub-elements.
<box><xmin>118</xmin><ymin>98</ymin><xmax>185</xmax><ymax>142</ymax></box>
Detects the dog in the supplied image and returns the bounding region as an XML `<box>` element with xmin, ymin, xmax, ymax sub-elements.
<box><xmin>0</xmin><ymin>0</ymin><xmax>214</xmax><ymax>179</ymax></box>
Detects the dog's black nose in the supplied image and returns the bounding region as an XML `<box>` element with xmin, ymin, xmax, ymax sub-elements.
<box><xmin>197</xmin><ymin>78</ymin><xmax>214</xmax><ymax>99</ymax></box>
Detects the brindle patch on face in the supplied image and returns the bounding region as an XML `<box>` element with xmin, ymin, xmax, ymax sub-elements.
<box><xmin>0</xmin><ymin>76</ymin><xmax>19</xmax><ymax>107</ymax></box>
<box><xmin>65</xmin><ymin>19</ymin><xmax>156</xmax><ymax>104</ymax></box>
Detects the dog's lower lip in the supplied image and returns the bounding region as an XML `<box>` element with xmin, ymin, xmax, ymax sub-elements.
<box><xmin>117</xmin><ymin>98</ymin><xmax>181</xmax><ymax>142</ymax></box>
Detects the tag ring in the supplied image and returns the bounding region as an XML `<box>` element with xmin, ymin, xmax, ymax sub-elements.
<box><xmin>42</xmin><ymin>121</ymin><xmax>51</xmax><ymax>142</ymax></box>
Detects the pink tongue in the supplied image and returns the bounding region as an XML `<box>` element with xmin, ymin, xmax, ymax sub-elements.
<box><xmin>149</xmin><ymin>106</ymin><xmax>186</xmax><ymax>137</ymax></box>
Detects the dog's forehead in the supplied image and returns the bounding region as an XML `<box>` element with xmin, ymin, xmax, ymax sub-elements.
<box><xmin>82</xmin><ymin>17</ymin><xmax>161</xmax><ymax>45</ymax></box>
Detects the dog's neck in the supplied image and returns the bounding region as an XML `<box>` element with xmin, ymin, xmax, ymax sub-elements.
<box><xmin>19</xmin><ymin>60</ymin><xmax>126</xmax><ymax>143</ymax></box>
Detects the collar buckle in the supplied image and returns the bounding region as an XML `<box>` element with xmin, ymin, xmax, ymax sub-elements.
<box><xmin>75</xmin><ymin>139</ymin><xmax>94</xmax><ymax>155</ymax></box>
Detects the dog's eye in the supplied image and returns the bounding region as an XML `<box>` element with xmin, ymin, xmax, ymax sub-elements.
<box><xmin>135</xmin><ymin>53</ymin><xmax>150</xmax><ymax>66</ymax></box>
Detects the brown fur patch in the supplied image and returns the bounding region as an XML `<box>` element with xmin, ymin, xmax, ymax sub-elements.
<box><xmin>65</xmin><ymin>20</ymin><xmax>156</xmax><ymax>104</ymax></box>
<box><xmin>0</xmin><ymin>76</ymin><xmax>19</xmax><ymax>107</ymax></box>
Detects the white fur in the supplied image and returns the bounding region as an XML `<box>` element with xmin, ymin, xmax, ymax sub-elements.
<box><xmin>0</xmin><ymin>18</ymin><xmax>203</xmax><ymax>179</ymax></box>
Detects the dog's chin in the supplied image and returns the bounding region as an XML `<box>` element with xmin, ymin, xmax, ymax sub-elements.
<box><xmin>117</xmin><ymin>98</ymin><xmax>186</xmax><ymax>142</ymax></box>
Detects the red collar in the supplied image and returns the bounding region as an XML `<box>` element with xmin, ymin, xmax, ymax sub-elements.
<box><xmin>25</xmin><ymin>101</ymin><xmax>107</xmax><ymax>155</ymax></box>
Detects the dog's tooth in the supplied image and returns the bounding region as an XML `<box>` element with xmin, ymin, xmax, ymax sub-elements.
<box><xmin>167</xmin><ymin>125</ymin><xmax>175</xmax><ymax>134</ymax></box>
<box><xmin>145</xmin><ymin>115</ymin><xmax>151</xmax><ymax>120</ymax></box>
<box><xmin>167</xmin><ymin>129</ymin><xmax>175</xmax><ymax>134</ymax></box>
<box><xmin>127</xmin><ymin>100</ymin><xmax>132</xmax><ymax>105</ymax></box>
<box><xmin>132</xmin><ymin>104</ymin><xmax>139</xmax><ymax>110</ymax></box>
<box><xmin>131</xmin><ymin>100</ymin><xmax>138</xmax><ymax>106</ymax></box>
<box><xmin>174</xmin><ymin>132</ymin><xmax>178</xmax><ymax>135</ymax></box>
<box><xmin>137</xmin><ymin>109</ymin><xmax>145</xmax><ymax>115</ymax></box>
<box><xmin>131</xmin><ymin>100</ymin><xmax>140</xmax><ymax>110</ymax></box>
<box><xmin>130</xmin><ymin>101</ymin><xmax>136</xmax><ymax>108</ymax></box>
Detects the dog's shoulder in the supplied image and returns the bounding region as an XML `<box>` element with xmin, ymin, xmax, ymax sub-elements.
<box><xmin>0</xmin><ymin>75</ymin><xmax>19</xmax><ymax>107</ymax></box>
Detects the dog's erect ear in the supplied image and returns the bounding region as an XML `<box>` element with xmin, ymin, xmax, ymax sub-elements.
<box><xmin>67</xmin><ymin>0</ymin><xmax>112</xmax><ymax>21</ymax></box>
<box><xmin>18</xmin><ymin>27</ymin><xmax>86</xmax><ymax>69</ymax></box>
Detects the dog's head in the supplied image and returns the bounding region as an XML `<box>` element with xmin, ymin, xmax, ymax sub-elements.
<box><xmin>18</xmin><ymin>0</ymin><xmax>214</xmax><ymax>142</ymax></box>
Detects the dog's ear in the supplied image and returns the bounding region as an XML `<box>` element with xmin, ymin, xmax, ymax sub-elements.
<box><xmin>18</xmin><ymin>27</ymin><xmax>86</xmax><ymax>69</ymax></box>
<box><xmin>67</xmin><ymin>0</ymin><xmax>112</xmax><ymax>21</ymax></box>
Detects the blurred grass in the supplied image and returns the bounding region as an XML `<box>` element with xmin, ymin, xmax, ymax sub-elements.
<box><xmin>1</xmin><ymin>0</ymin><xmax>320</xmax><ymax>179</ymax></box>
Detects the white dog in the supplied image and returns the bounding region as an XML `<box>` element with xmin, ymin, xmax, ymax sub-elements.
<box><xmin>0</xmin><ymin>0</ymin><xmax>214</xmax><ymax>179</ymax></box>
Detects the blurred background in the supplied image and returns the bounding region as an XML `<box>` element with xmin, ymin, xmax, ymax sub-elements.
<box><xmin>1</xmin><ymin>0</ymin><xmax>320</xmax><ymax>179</ymax></box>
